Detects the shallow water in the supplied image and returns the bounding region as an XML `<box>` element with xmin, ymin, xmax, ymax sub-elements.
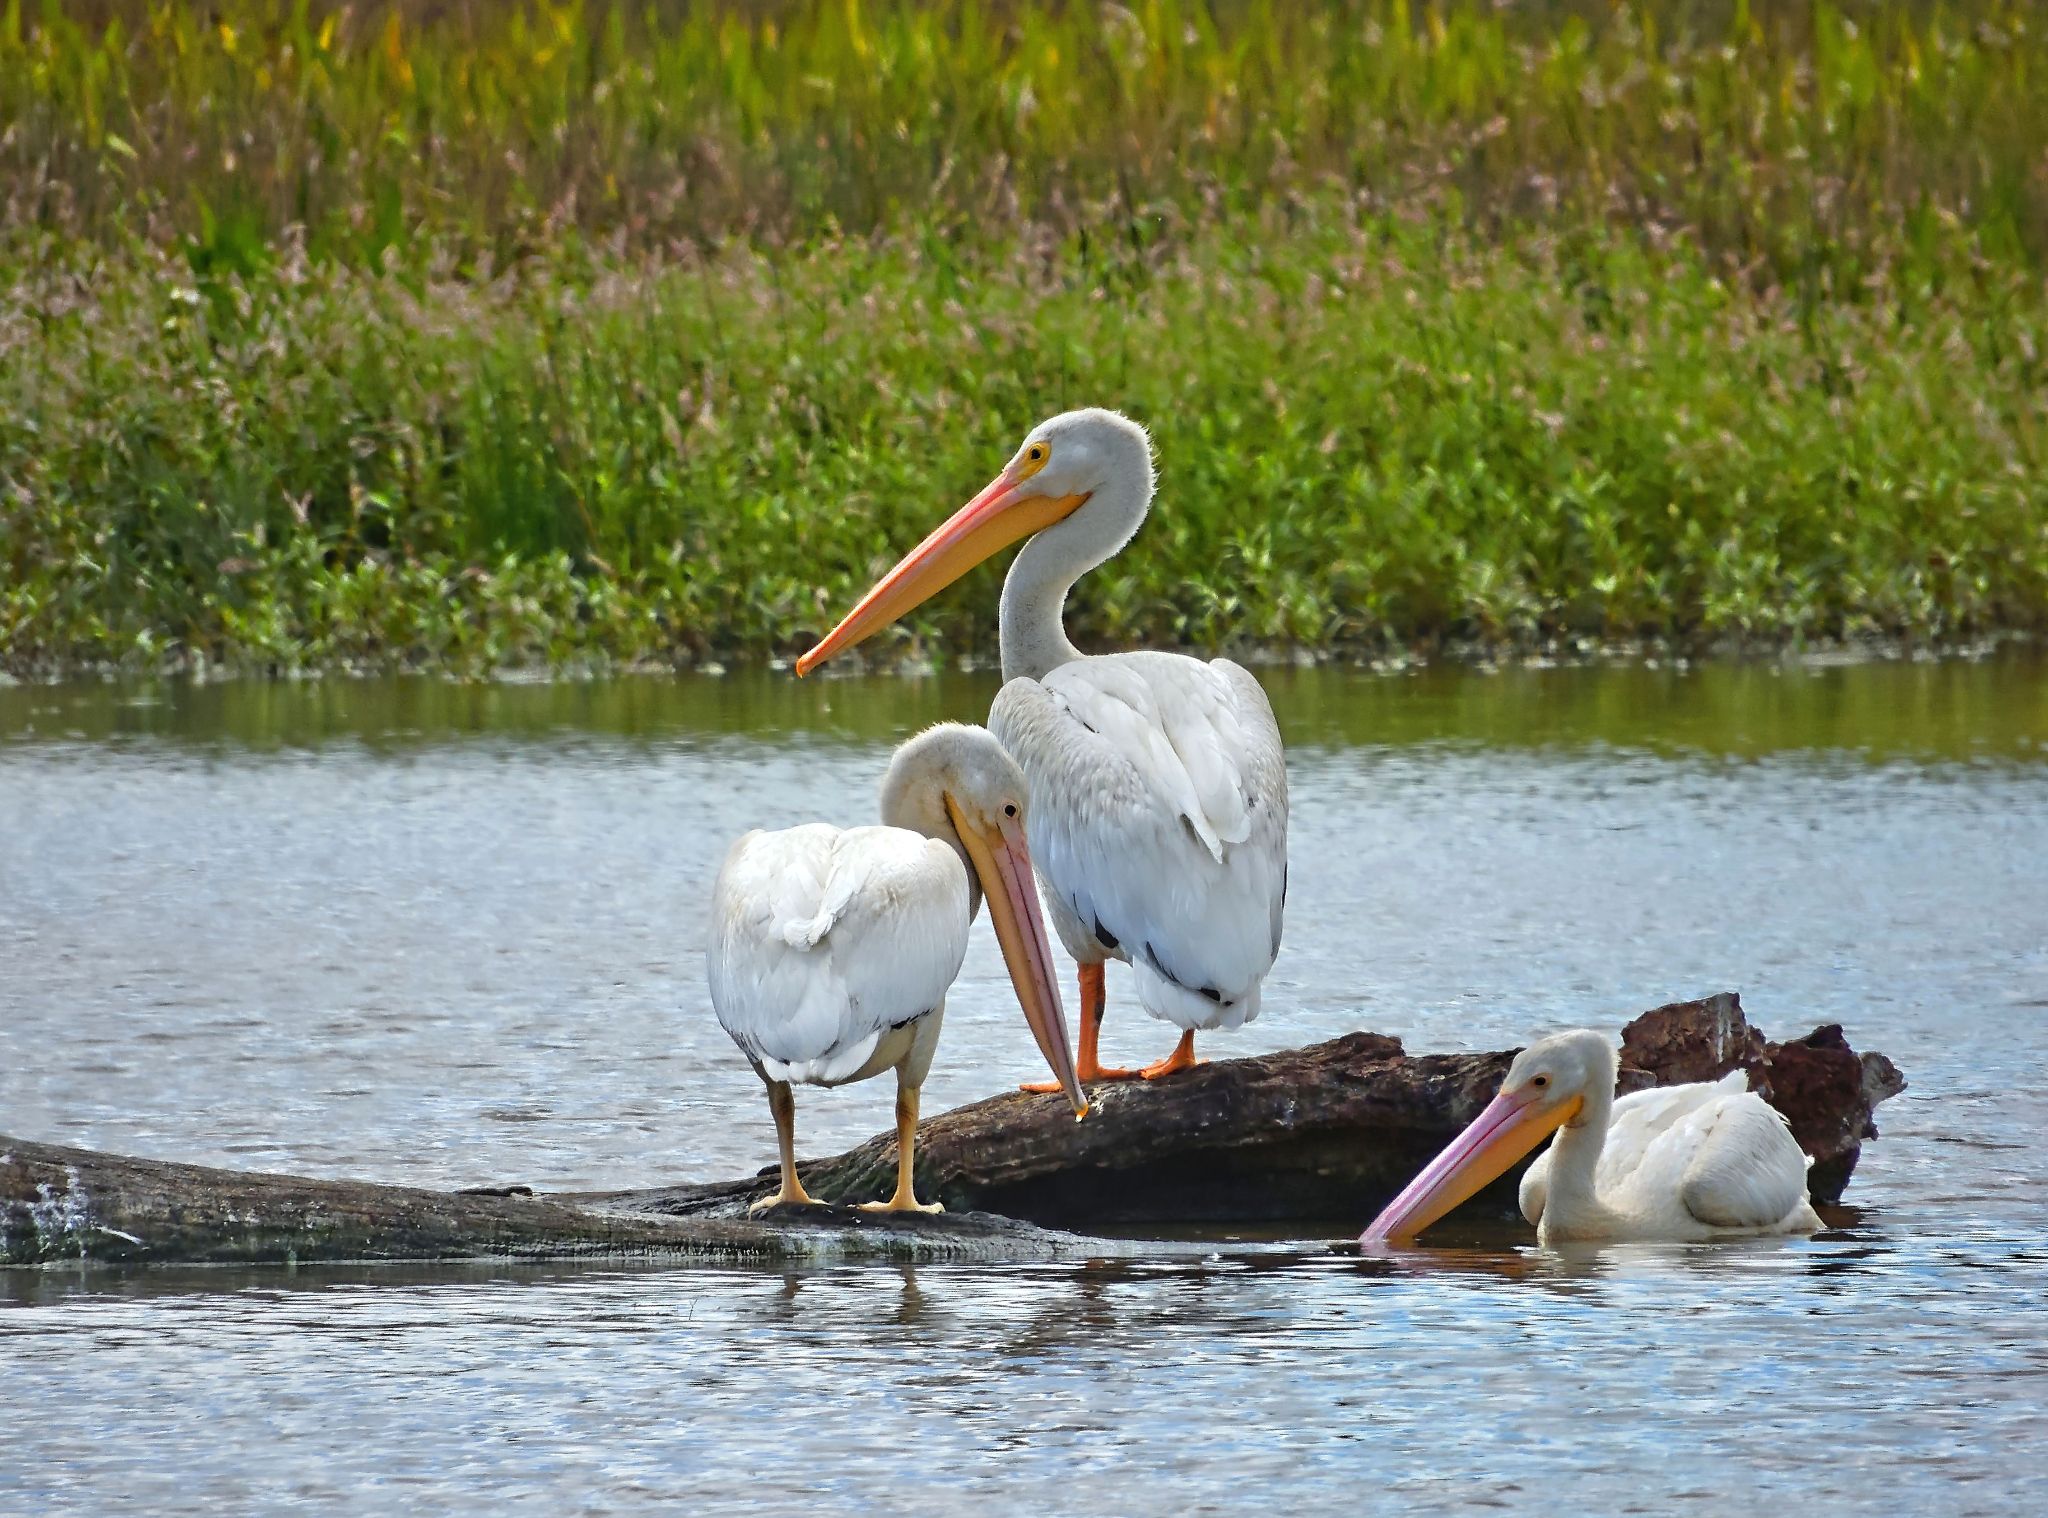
<box><xmin>4</xmin><ymin>657</ymin><xmax>2046</xmax><ymax>1513</ymax></box>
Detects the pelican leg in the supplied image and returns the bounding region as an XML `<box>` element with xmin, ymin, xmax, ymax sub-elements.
<box><xmin>1021</xmin><ymin>962</ymin><xmax>1140</xmax><ymax>1090</ymax></box>
<box><xmin>750</xmin><ymin>1079</ymin><xmax>817</xmax><ymax>1212</ymax></box>
<box><xmin>1139</xmin><ymin>1029</ymin><xmax>1201</xmax><ymax>1081</ymax></box>
<box><xmin>860</xmin><ymin>1081</ymin><xmax>944</xmax><ymax>1213</ymax></box>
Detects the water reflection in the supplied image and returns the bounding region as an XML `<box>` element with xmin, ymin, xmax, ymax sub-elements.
<box><xmin>7</xmin><ymin>663</ymin><xmax>2044</xmax><ymax>1195</ymax></box>
<box><xmin>0</xmin><ymin>1254</ymin><xmax>676</xmax><ymax>1308</ymax></box>
<box><xmin>7</xmin><ymin>1224</ymin><xmax>2048</xmax><ymax>1510</ymax></box>
<box><xmin>0</xmin><ymin>1219</ymin><xmax>2005</xmax><ymax>1316</ymax></box>
<box><xmin>3</xmin><ymin>651</ymin><xmax>2043</xmax><ymax>762</ymax></box>
<box><xmin>1336</xmin><ymin>1203</ymin><xmax>1904</xmax><ymax>1286</ymax></box>
<box><xmin>5</xmin><ymin>658</ymin><xmax>2048</xmax><ymax>1511</ymax></box>
<box><xmin>758</xmin><ymin>1261</ymin><xmax>934</xmax><ymax>1328</ymax></box>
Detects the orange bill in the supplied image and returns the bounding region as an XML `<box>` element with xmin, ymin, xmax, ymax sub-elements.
<box><xmin>795</xmin><ymin>473</ymin><xmax>1088</xmax><ymax>677</ymax></box>
<box><xmin>1360</xmin><ymin>1089</ymin><xmax>1583</xmax><ymax>1244</ymax></box>
<box><xmin>950</xmin><ymin>802</ymin><xmax>1088</xmax><ymax>1118</ymax></box>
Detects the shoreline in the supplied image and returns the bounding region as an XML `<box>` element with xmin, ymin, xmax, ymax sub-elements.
<box><xmin>2</xmin><ymin>629</ymin><xmax>2037</xmax><ymax>689</ymax></box>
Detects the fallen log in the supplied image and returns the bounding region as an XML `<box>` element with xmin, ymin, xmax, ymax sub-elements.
<box><xmin>0</xmin><ymin>1139</ymin><xmax>1104</xmax><ymax>1268</ymax></box>
<box><xmin>2</xmin><ymin>992</ymin><xmax>1900</xmax><ymax>1268</ymax></box>
<box><xmin>614</xmin><ymin>991</ymin><xmax>1904</xmax><ymax>1228</ymax></box>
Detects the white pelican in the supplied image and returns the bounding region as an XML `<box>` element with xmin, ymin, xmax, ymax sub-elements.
<box><xmin>708</xmin><ymin>723</ymin><xmax>1088</xmax><ymax>1213</ymax></box>
<box><xmin>796</xmin><ymin>409</ymin><xmax>1287</xmax><ymax>1083</ymax></box>
<box><xmin>1362</xmin><ymin>1029</ymin><xmax>1822</xmax><ymax>1245</ymax></box>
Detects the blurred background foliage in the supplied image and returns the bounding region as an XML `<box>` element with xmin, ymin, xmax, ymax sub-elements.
<box><xmin>2</xmin><ymin>1</ymin><xmax>2044</xmax><ymax>671</ymax></box>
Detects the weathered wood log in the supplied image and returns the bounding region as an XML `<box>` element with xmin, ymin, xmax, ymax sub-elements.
<box><xmin>614</xmin><ymin>991</ymin><xmax>1903</xmax><ymax>1228</ymax></box>
<box><xmin>0</xmin><ymin>1138</ymin><xmax>1105</xmax><ymax>1268</ymax></box>
<box><xmin>1616</xmin><ymin>1000</ymin><xmax>1906</xmax><ymax>1203</ymax></box>
<box><xmin>2</xmin><ymin>992</ymin><xmax>1900</xmax><ymax>1268</ymax></box>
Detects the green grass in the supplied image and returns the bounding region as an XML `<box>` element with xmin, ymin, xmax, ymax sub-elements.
<box><xmin>9</xmin><ymin>1</ymin><xmax>2047</xmax><ymax>277</ymax></box>
<box><xmin>2</xmin><ymin>2</ymin><xmax>2045</xmax><ymax>673</ymax></box>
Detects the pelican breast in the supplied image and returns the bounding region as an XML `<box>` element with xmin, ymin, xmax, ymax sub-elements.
<box><xmin>990</xmin><ymin>649</ymin><xmax>1287</xmax><ymax>1031</ymax></box>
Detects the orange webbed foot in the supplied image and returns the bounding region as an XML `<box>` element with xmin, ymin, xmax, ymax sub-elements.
<box><xmin>1137</xmin><ymin>1032</ymin><xmax>1200</xmax><ymax>1081</ymax></box>
<box><xmin>1021</xmin><ymin>1058</ymin><xmax>1142</xmax><ymax>1092</ymax></box>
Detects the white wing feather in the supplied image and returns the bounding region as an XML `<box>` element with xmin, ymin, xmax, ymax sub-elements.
<box><xmin>1521</xmin><ymin>1071</ymin><xmax>1816</xmax><ymax>1235</ymax></box>
<box><xmin>1674</xmin><ymin>1095</ymin><xmax>1815</xmax><ymax>1230</ymax></box>
<box><xmin>990</xmin><ymin>651</ymin><xmax>1287</xmax><ymax>1031</ymax></box>
<box><xmin>1521</xmin><ymin>1071</ymin><xmax>1748</xmax><ymax>1224</ymax></box>
<box><xmin>708</xmin><ymin>824</ymin><xmax>970</xmax><ymax>1085</ymax></box>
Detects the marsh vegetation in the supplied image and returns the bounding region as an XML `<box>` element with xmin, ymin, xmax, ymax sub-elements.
<box><xmin>3</xmin><ymin>1</ymin><xmax>2044</xmax><ymax>671</ymax></box>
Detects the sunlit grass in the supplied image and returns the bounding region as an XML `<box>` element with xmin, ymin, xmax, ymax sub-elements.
<box><xmin>1</xmin><ymin>2</ymin><xmax>2045</xmax><ymax>671</ymax></box>
<box><xmin>5</xmin><ymin>205</ymin><xmax>2042</xmax><ymax>672</ymax></box>
<box><xmin>5</xmin><ymin>1</ymin><xmax>2045</xmax><ymax>277</ymax></box>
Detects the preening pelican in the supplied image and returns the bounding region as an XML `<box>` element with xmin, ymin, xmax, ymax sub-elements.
<box><xmin>797</xmin><ymin>409</ymin><xmax>1287</xmax><ymax>1083</ymax></box>
<box><xmin>1362</xmin><ymin>1029</ymin><xmax>1822</xmax><ymax>1245</ymax></box>
<box><xmin>708</xmin><ymin>724</ymin><xmax>1088</xmax><ymax>1213</ymax></box>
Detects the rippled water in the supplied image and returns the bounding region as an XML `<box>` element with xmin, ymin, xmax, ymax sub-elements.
<box><xmin>4</xmin><ymin>658</ymin><xmax>2046</xmax><ymax>1513</ymax></box>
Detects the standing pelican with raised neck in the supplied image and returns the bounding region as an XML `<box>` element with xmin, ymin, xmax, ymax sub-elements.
<box><xmin>797</xmin><ymin>409</ymin><xmax>1287</xmax><ymax>1085</ymax></box>
<box><xmin>708</xmin><ymin>723</ymin><xmax>1088</xmax><ymax>1214</ymax></box>
<box><xmin>1362</xmin><ymin>1029</ymin><xmax>1823</xmax><ymax>1246</ymax></box>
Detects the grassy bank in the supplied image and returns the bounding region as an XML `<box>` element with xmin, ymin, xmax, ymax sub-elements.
<box><xmin>2</xmin><ymin>2</ymin><xmax>2046</xmax><ymax>673</ymax></box>
<box><xmin>9</xmin><ymin>1</ymin><xmax>2046</xmax><ymax>275</ymax></box>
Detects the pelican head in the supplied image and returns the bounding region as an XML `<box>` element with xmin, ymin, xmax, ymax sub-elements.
<box><xmin>796</xmin><ymin>408</ymin><xmax>1154</xmax><ymax>676</ymax></box>
<box><xmin>1361</xmin><ymin>1029</ymin><xmax>1615</xmax><ymax>1244</ymax></box>
<box><xmin>881</xmin><ymin>724</ymin><xmax>1089</xmax><ymax>1117</ymax></box>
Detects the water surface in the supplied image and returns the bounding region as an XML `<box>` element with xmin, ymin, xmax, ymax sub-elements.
<box><xmin>4</xmin><ymin>657</ymin><xmax>2045</xmax><ymax>1513</ymax></box>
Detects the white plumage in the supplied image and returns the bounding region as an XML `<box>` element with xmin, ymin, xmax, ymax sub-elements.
<box><xmin>796</xmin><ymin>407</ymin><xmax>1289</xmax><ymax>1082</ymax></box>
<box><xmin>1364</xmin><ymin>1029</ymin><xmax>1823</xmax><ymax>1247</ymax></box>
<box><xmin>991</xmin><ymin>650</ymin><xmax>1286</xmax><ymax>1032</ymax></box>
<box><xmin>704</xmin><ymin>724</ymin><xmax>1086</xmax><ymax>1214</ymax></box>
<box><xmin>1518</xmin><ymin>1068</ymin><xmax>1821</xmax><ymax>1242</ymax></box>
<box><xmin>712</xmin><ymin>823</ymin><xmax>966</xmax><ymax>1081</ymax></box>
<box><xmin>710</xmin><ymin>823</ymin><xmax>967</xmax><ymax>1088</ymax></box>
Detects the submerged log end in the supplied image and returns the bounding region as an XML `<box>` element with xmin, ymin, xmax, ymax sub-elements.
<box><xmin>1620</xmin><ymin>992</ymin><xmax>1906</xmax><ymax>1203</ymax></box>
<box><xmin>0</xmin><ymin>1140</ymin><xmax>1100</xmax><ymax>1269</ymax></box>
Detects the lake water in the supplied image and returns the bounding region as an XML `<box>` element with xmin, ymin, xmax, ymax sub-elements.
<box><xmin>4</xmin><ymin>657</ymin><xmax>2046</xmax><ymax>1513</ymax></box>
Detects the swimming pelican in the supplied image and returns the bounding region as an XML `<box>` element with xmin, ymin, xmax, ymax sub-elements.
<box><xmin>1362</xmin><ymin>1029</ymin><xmax>1822</xmax><ymax>1245</ymax></box>
<box><xmin>708</xmin><ymin>723</ymin><xmax>1088</xmax><ymax>1213</ymax></box>
<box><xmin>796</xmin><ymin>409</ymin><xmax>1286</xmax><ymax>1083</ymax></box>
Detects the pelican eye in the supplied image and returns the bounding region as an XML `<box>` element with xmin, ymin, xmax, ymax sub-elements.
<box><xmin>1532</xmin><ymin>1075</ymin><xmax>1550</xmax><ymax>1089</ymax></box>
<box><xmin>1004</xmin><ymin>803</ymin><xmax>1018</xmax><ymax>818</ymax></box>
<box><xmin>1015</xmin><ymin>441</ymin><xmax>1051</xmax><ymax>481</ymax></box>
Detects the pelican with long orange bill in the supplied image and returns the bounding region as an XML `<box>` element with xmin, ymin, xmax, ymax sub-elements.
<box><xmin>1362</xmin><ymin>1029</ymin><xmax>1823</xmax><ymax>1246</ymax></box>
<box><xmin>799</xmin><ymin>410</ymin><xmax>1289</xmax><ymax>1090</ymax></box>
<box><xmin>708</xmin><ymin>723</ymin><xmax>1088</xmax><ymax>1213</ymax></box>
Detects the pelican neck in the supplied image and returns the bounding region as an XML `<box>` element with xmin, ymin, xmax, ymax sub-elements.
<box><xmin>997</xmin><ymin>472</ymin><xmax>1150</xmax><ymax>685</ymax></box>
<box><xmin>1542</xmin><ymin>1084</ymin><xmax>1618</xmax><ymax>1221</ymax></box>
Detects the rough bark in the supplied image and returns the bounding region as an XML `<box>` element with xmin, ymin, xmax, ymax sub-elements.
<box><xmin>2</xmin><ymin>992</ymin><xmax>1900</xmax><ymax>1268</ymax></box>
<box><xmin>1618</xmin><ymin>1002</ymin><xmax>1906</xmax><ymax>1202</ymax></box>
<box><xmin>616</xmin><ymin>991</ymin><xmax>1902</xmax><ymax>1228</ymax></box>
<box><xmin>0</xmin><ymin>1138</ymin><xmax>1102</xmax><ymax>1268</ymax></box>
